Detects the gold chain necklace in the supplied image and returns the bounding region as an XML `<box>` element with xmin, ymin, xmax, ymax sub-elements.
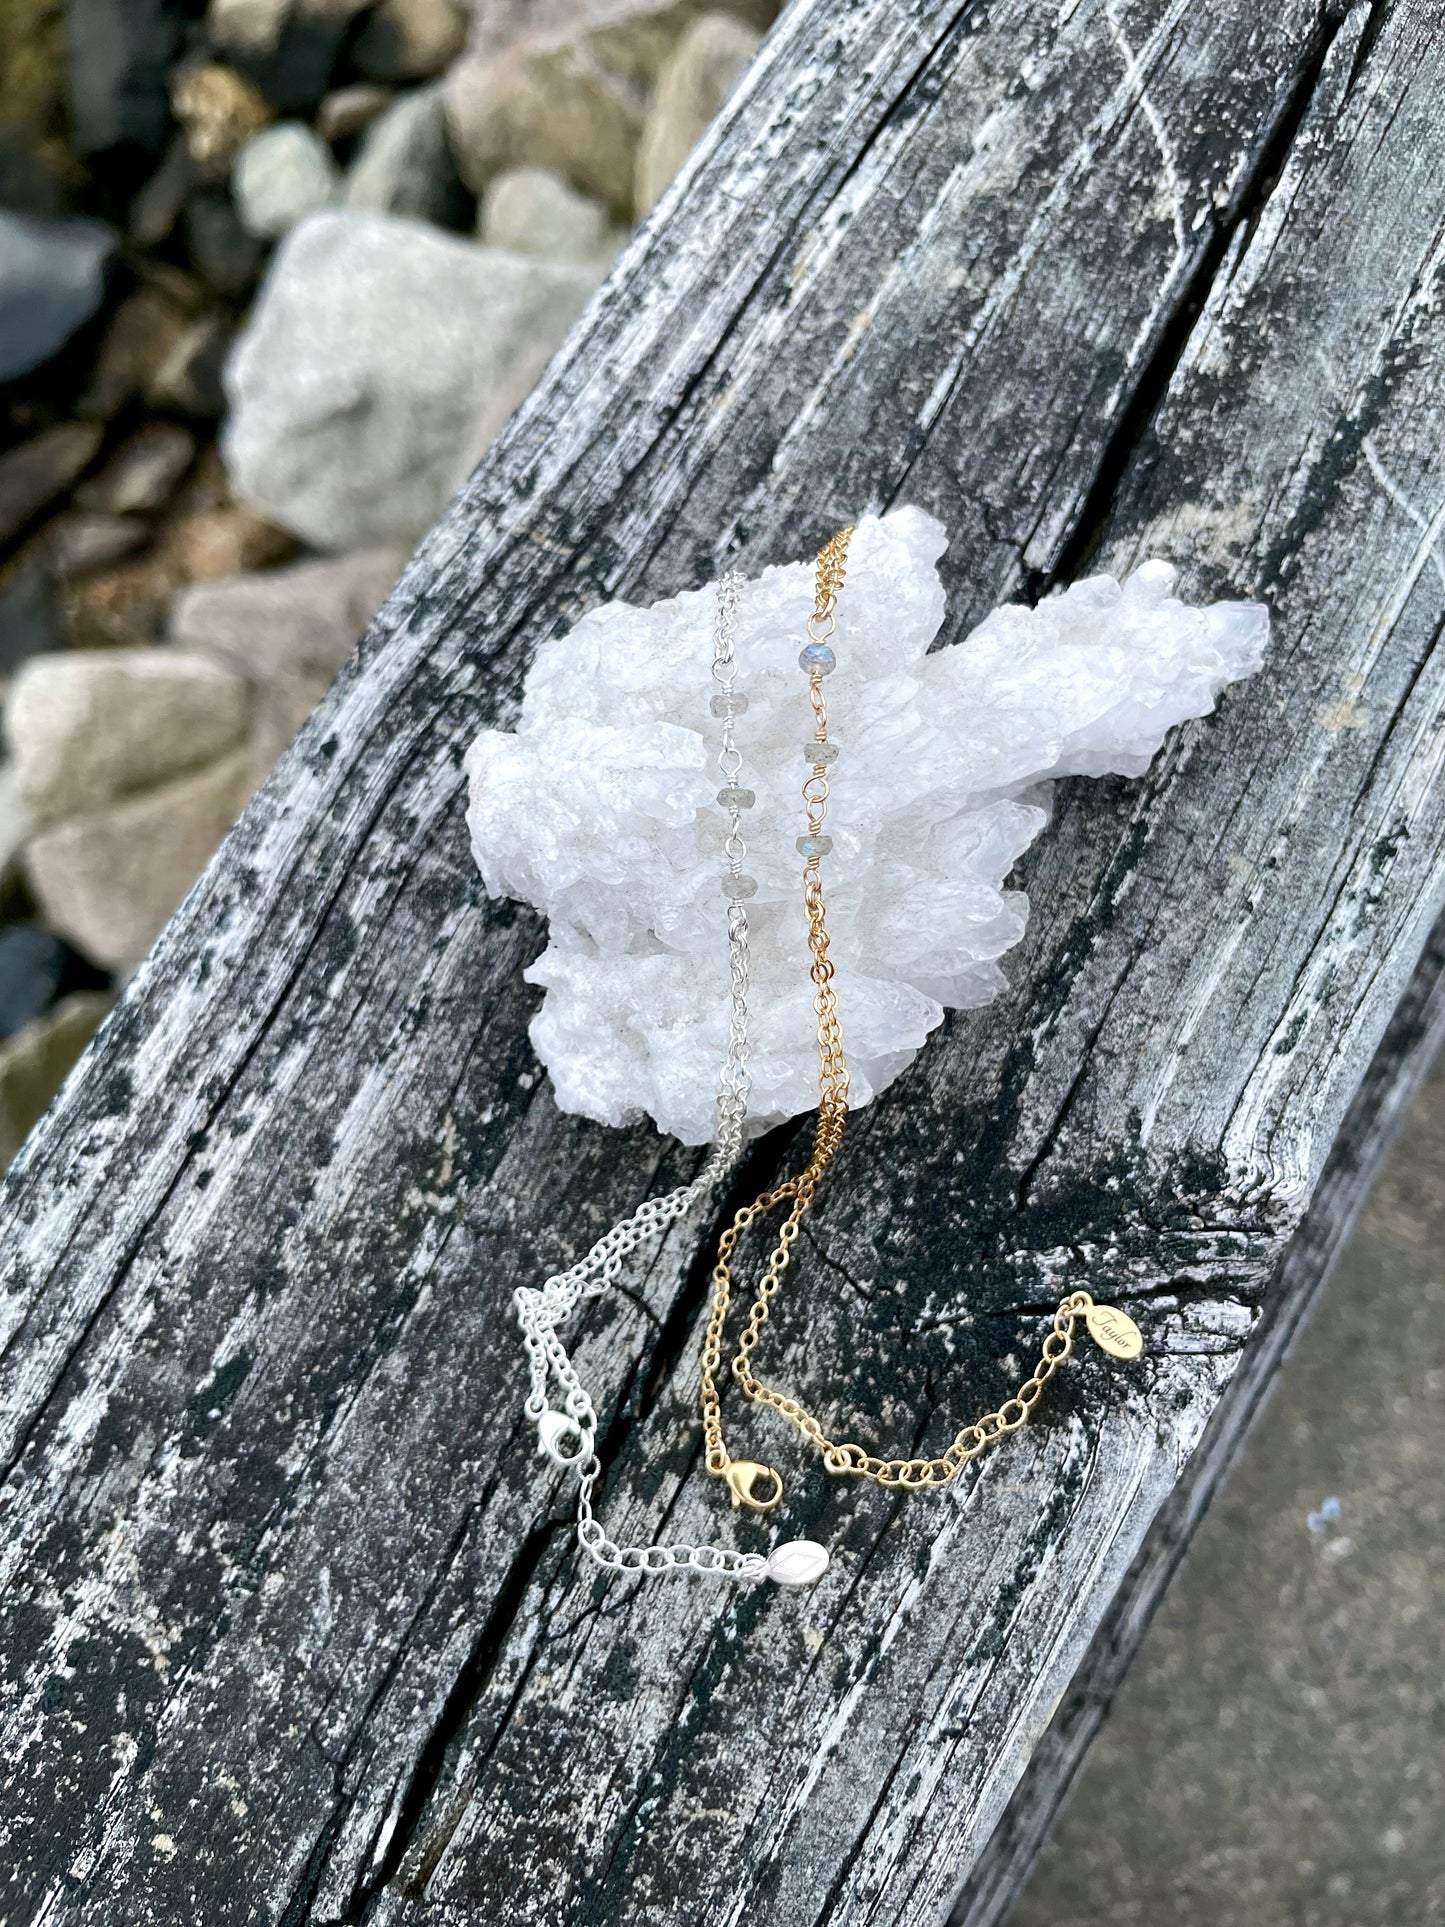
<box><xmin>701</xmin><ymin>528</ymin><xmax>854</xmax><ymax>1514</ymax></box>
<box><xmin>702</xmin><ymin>529</ymin><xmax>1146</xmax><ymax>1515</ymax></box>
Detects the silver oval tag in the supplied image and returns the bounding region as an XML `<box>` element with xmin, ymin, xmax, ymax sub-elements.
<box><xmin>766</xmin><ymin>1540</ymin><xmax>830</xmax><ymax>1587</ymax></box>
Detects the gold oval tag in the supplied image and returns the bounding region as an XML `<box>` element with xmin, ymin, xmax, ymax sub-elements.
<box><xmin>1085</xmin><ymin>1303</ymin><xmax>1144</xmax><ymax>1360</ymax></box>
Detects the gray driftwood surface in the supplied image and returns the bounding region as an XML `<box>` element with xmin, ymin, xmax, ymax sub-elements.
<box><xmin>5</xmin><ymin>2</ymin><xmax>1445</xmax><ymax>1922</ymax></box>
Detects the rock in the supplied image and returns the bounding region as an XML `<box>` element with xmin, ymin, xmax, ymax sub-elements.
<box><xmin>206</xmin><ymin>0</ymin><xmax>291</xmax><ymax>60</ymax></box>
<box><xmin>0</xmin><ymin>0</ymin><xmax>68</xmax><ymax>216</ymax></box>
<box><xmin>128</xmin><ymin>137</ymin><xmax>198</xmax><ymax>247</ymax></box>
<box><xmin>77</xmin><ymin>424</ymin><xmax>196</xmax><ymax>515</ymax></box>
<box><xmin>56</xmin><ymin>443</ymin><xmax>293</xmax><ymax>649</ymax></box>
<box><xmin>50</xmin><ymin>513</ymin><xmax>149</xmax><ymax>577</ymax></box>
<box><xmin>59</xmin><ymin>502</ymin><xmax>292</xmax><ymax>651</ymax></box>
<box><xmin>149</xmin><ymin>316</ymin><xmax>231</xmax><ymax>417</ymax></box>
<box><xmin>184</xmin><ymin>193</ymin><xmax>268</xmax><ymax>297</ymax></box>
<box><xmin>171</xmin><ymin>61</ymin><xmax>273</xmax><ymax>171</ymax></box>
<box><xmin>233</xmin><ymin>120</ymin><xmax>337</xmax><ymax>236</ymax></box>
<box><xmin>223</xmin><ymin>209</ymin><xmax>601</xmax><ymax>548</ymax></box>
<box><xmin>130</xmin><ymin>256</ymin><xmax>208</xmax><ymax>309</ymax></box>
<box><xmin>353</xmin><ymin>0</ymin><xmax>465</xmax><ymax>81</ymax></box>
<box><xmin>25</xmin><ymin>748</ymin><xmax>255</xmax><ymax>969</ymax></box>
<box><xmin>316</xmin><ymin>82</ymin><xmax>393</xmax><ymax>144</ymax></box>
<box><xmin>251</xmin><ymin>7</ymin><xmax>354</xmax><ymax>116</ymax></box>
<box><xmin>77</xmin><ymin>285</ymin><xmax>190</xmax><ymax>417</ymax></box>
<box><xmin>0</xmin><ymin>143</ymin><xmax>65</xmax><ymax>224</ymax></box>
<box><xmin>0</xmin><ymin>561</ymin><xmax>66</xmax><ymax>675</ymax></box>
<box><xmin>0</xmin><ymin>764</ymin><xmax>34</xmax><ymax>899</ymax></box>
<box><xmin>342</xmin><ymin>83</ymin><xmax>463</xmax><ymax>224</ymax></box>
<box><xmin>6</xmin><ymin>648</ymin><xmax>251</xmax><ymax>828</ymax></box>
<box><xmin>64</xmin><ymin>0</ymin><xmax>181</xmax><ymax>155</ymax></box>
<box><xmin>0</xmin><ymin>924</ymin><xmax>107</xmax><ymax>1040</ymax></box>
<box><xmin>635</xmin><ymin>10</ymin><xmax>758</xmax><ymax>215</ymax></box>
<box><xmin>0</xmin><ymin>211</ymin><xmax>117</xmax><ymax>383</ymax></box>
<box><xmin>0</xmin><ymin>992</ymin><xmax>113</xmax><ymax>1168</ymax></box>
<box><xmin>0</xmin><ymin>927</ymin><xmax>61</xmax><ymax>1043</ymax></box>
<box><xmin>162</xmin><ymin>503</ymin><xmax>294</xmax><ymax>581</ymax></box>
<box><xmin>0</xmin><ymin>423</ymin><xmax>104</xmax><ymax>548</ymax></box>
<box><xmin>61</xmin><ymin>566</ymin><xmax>161</xmax><ymax>650</ymax></box>
<box><xmin>444</xmin><ymin>2</ymin><xmax>729</xmax><ymax>212</ymax></box>
<box><xmin>172</xmin><ymin>545</ymin><xmax>405</xmax><ymax>765</ymax></box>
<box><xmin>458</xmin><ymin>0</ymin><xmax>529</xmax><ymax>64</ymax></box>
<box><xmin>480</xmin><ymin>164</ymin><xmax>608</xmax><ymax>259</ymax></box>
<box><xmin>445</xmin><ymin>38</ymin><xmax>636</xmax><ymax>213</ymax></box>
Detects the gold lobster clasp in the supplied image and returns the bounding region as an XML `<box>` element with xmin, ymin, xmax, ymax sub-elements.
<box><xmin>723</xmin><ymin>1460</ymin><xmax>784</xmax><ymax>1512</ymax></box>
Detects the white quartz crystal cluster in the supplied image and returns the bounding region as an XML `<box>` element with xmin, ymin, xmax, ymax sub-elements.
<box><xmin>465</xmin><ymin>508</ymin><xmax>1267</xmax><ymax>1143</ymax></box>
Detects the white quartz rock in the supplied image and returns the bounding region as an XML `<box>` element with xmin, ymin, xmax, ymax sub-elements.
<box><xmin>465</xmin><ymin>507</ymin><xmax>1268</xmax><ymax>1144</ymax></box>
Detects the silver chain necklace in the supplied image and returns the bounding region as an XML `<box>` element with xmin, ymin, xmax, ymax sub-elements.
<box><xmin>513</xmin><ymin>570</ymin><xmax>828</xmax><ymax>1588</ymax></box>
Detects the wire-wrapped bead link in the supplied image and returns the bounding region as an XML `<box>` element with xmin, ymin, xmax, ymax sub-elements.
<box><xmin>514</xmin><ymin>568</ymin><xmax>767</xmax><ymax>1582</ymax></box>
<box><xmin>702</xmin><ymin>530</ymin><xmax>854</xmax><ymax>1512</ymax></box>
<box><xmin>712</xmin><ymin>523</ymin><xmax>1146</xmax><ymax>1495</ymax></box>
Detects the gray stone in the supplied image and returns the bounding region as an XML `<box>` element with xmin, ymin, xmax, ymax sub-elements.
<box><xmin>0</xmin><ymin>423</ymin><xmax>105</xmax><ymax>548</ymax></box>
<box><xmin>149</xmin><ymin>317</ymin><xmax>231</xmax><ymax>418</ymax></box>
<box><xmin>233</xmin><ymin>121</ymin><xmax>338</xmax><ymax>237</ymax></box>
<box><xmin>77</xmin><ymin>285</ymin><xmax>190</xmax><ymax>418</ymax></box>
<box><xmin>171</xmin><ymin>546</ymin><xmax>406</xmax><ymax>767</ymax></box>
<box><xmin>76</xmin><ymin>424</ymin><xmax>196</xmax><ymax>515</ymax></box>
<box><xmin>205</xmin><ymin>0</ymin><xmax>291</xmax><ymax>60</ymax></box>
<box><xmin>316</xmin><ymin>83</ymin><xmax>394</xmax><ymax>144</ymax></box>
<box><xmin>222</xmin><ymin>209</ymin><xmax>601</xmax><ymax>548</ymax></box>
<box><xmin>0</xmin><ymin>992</ymin><xmax>113</xmax><ymax>1169</ymax></box>
<box><xmin>342</xmin><ymin>84</ymin><xmax>461</xmax><ymax>224</ymax></box>
<box><xmin>129</xmin><ymin>139</ymin><xmax>199</xmax><ymax>247</ymax></box>
<box><xmin>0</xmin><ymin>926</ymin><xmax>102</xmax><ymax>1042</ymax></box>
<box><xmin>25</xmin><ymin>749</ymin><xmax>256</xmax><ymax>970</ymax></box>
<box><xmin>353</xmin><ymin>0</ymin><xmax>466</xmax><ymax>81</ymax></box>
<box><xmin>0</xmin><ymin>211</ymin><xmax>117</xmax><ymax>383</ymax></box>
<box><xmin>444</xmin><ymin>5</ymin><xmax>693</xmax><ymax>212</ymax></box>
<box><xmin>0</xmin><ymin>563</ymin><xmax>66</xmax><ymax>676</ymax></box>
<box><xmin>64</xmin><ymin>0</ymin><xmax>181</xmax><ymax>155</ymax></box>
<box><xmin>6</xmin><ymin>648</ymin><xmax>251</xmax><ymax>829</ymax></box>
<box><xmin>50</xmin><ymin>514</ymin><xmax>149</xmax><ymax>577</ymax></box>
<box><xmin>635</xmin><ymin>10</ymin><xmax>759</xmax><ymax>215</ymax></box>
<box><xmin>0</xmin><ymin>766</ymin><xmax>36</xmax><ymax>903</ymax></box>
<box><xmin>184</xmin><ymin>194</ymin><xmax>268</xmax><ymax>298</ymax></box>
<box><xmin>259</xmin><ymin>0</ymin><xmax>372</xmax><ymax>115</ymax></box>
<box><xmin>480</xmin><ymin>164</ymin><xmax>609</xmax><ymax>259</ymax></box>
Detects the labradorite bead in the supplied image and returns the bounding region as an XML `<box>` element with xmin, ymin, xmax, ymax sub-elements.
<box><xmin>717</xmin><ymin>785</ymin><xmax>756</xmax><ymax>808</ymax></box>
<box><xmin>721</xmin><ymin>872</ymin><xmax>759</xmax><ymax>900</ymax></box>
<box><xmin>796</xmin><ymin>833</ymin><xmax>833</xmax><ymax>858</ymax></box>
<box><xmin>710</xmin><ymin>689</ymin><xmax>748</xmax><ymax>716</ymax></box>
<box><xmin>802</xmin><ymin>740</ymin><xmax>840</xmax><ymax>765</ymax></box>
<box><xmin>798</xmin><ymin>642</ymin><xmax>837</xmax><ymax>675</ymax></box>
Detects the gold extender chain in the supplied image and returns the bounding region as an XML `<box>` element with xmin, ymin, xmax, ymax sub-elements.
<box><xmin>701</xmin><ymin>527</ymin><xmax>854</xmax><ymax>1515</ymax></box>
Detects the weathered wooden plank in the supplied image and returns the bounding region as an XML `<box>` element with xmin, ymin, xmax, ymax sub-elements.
<box><xmin>5</xmin><ymin>1</ymin><xmax>1444</xmax><ymax>1924</ymax></box>
<box><xmin>949</xmin><ymin>904</ymin><xmax>1445</xmax><ymax>1927</ymax></box>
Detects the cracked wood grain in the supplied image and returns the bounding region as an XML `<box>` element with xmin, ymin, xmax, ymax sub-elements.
<box><xmin>3</xmin><ymin>1</ymin><xmax>1443</xmax><ymax>1924</ymax></box>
